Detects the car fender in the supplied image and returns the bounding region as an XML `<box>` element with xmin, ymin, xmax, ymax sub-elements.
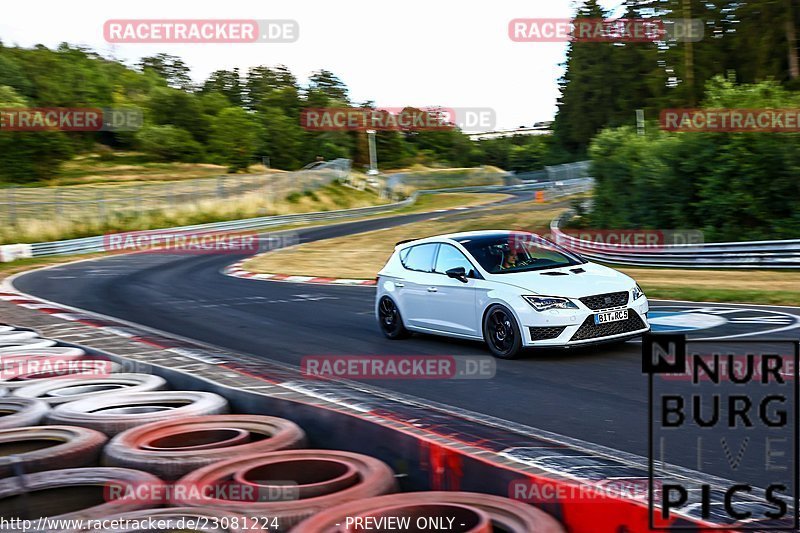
<box><xmin>477</xmin><ymin>285</ymin><xmax>530</xmax><ymax>335</ymax></box>
<box><xmin>374</xmin><ymin>279</ymin><xmax>408</xmax><ymax>327</ymax></box>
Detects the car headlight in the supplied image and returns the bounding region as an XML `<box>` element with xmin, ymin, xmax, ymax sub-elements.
<box><xmin>523</xmin><ymin>295</ymin><xmax>578</xmax><ymax>311</ymax></box>
<box><xmin>632</xmin><ymin>284</ymin><xmax>645</xmax><ymax>300</ymax></box>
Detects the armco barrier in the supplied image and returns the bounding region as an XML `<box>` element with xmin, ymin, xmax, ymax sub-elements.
<box><xmin>0</xmin><ymin>290</ymin><xmax>735</xmax><ymax>531</ymax></box>
<box><xmin>0</xmin><ymin>179</ymin><xmax>593</xmax><ymax>262</ymax></box>
<box><xmin>551</xmin><ymin>210</ymin><xmax>800</xmax><ymax>268</ymax></box>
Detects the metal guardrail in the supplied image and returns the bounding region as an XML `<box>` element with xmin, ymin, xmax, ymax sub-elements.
<box><xmin>550</xmin><ymin>210</ymin><xmax>800</xmax><ymax>269</ymax></box>
<box><xmin>512</xmin><ymin>161</ymin><xmax>591</xmax><ymax>182</ymax></box>
<box><xmin>383</xmin><ymin>167</ymin><xmax>512</xmax><ymax>197</ymax></box>
<box><xmin>1</xmin><ymin>179</ymin><xmax>592</xmax><ymax>261</ymax></box>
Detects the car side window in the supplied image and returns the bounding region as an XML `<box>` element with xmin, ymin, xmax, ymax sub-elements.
<box><xmin>398</xmin><ymin>248</ymin><xmax>410</xmax><ymax>264</ymax></box>
<box><xmin>434</xmin><ymin>244</ymin><xmax>476</xmax><ymax>277</ymax></box>
<box><xmin>400</xmin><ymin>243</ymin><xmax>438</xmax><ymax>272</ymax></box>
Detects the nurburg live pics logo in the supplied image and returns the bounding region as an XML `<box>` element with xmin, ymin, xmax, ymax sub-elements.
<box><xmin>643</xmin><ymin>333</ymin><xmax>799</xmax><ymax>530</ymax></box>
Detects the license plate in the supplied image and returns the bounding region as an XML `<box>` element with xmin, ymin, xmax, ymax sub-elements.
<box><xmin>594</xmin><ymin>309</ymin><xmax>628</xmax><ymax>324</ymax></box>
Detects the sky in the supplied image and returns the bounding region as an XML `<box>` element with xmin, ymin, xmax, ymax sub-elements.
<box><xmin>1</xmin><ymin>0</ymin><xmax>623</xmax><ymax>130</ymax></box>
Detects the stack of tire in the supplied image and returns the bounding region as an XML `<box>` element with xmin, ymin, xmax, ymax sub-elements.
<box><xmin>0</xmin><ymin>324</ymin><xmax>565</xmax><ymax>532</ymax></box>
<box><xmin>0</xmin><ymin>325</ymin><xmax>58</xmax><ymax>353</ymax></box>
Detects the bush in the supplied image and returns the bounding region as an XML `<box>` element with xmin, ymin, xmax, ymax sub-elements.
<box><xmin>587</xmin><ymin>79</ymin><xmax>800</xmax><ymax>241</ymax></box>
<box><xmin>135</xmin><ymin>125</ymin><xmax>204</xmax><ymax>162</ymax></box>
<box><xmin>0</xmin><ymin>131</ymin><xmax>72</xmax><ymax>183</ymax></box>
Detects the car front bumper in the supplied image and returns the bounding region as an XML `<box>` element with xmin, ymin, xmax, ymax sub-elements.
<box><xmin>520</xmin><ymin>297</ymin><xmax>650</xmax><ymax>347</ymax></box>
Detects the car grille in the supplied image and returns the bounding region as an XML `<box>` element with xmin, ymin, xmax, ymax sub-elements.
<box><xmin>570</xmin><ymin>313</ymin><xmax>646</xmax><ymax>342</ymax></box>
<box><xmin>528</xmin><ymin>326</ymin><xmax>566</xmax><ymax>341</ymax></box>
<box><xmin>579</xmin><ymin>291</ymin><xmax>629</xmax><ymax>310</ymax></box>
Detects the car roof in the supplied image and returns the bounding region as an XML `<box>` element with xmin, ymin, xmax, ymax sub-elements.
<box><xmin>395</xmin><ymin>230</ymin><xmax>541</xmax><ymax>249</ymax></box>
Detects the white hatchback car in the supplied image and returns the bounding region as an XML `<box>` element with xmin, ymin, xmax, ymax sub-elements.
<box><xmin>375</xmin><ymin>230</ymin><xmax>649</xmax><ymax>358</ymax></box>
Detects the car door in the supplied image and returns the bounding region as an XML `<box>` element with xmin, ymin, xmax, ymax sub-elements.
<box><xmin>425</xmin><ymin>243</ymin><xmax>479</xmax><ymax>336</ymax></box>
<box><xmin>395</xmin><ymin>243</ymin><xmax>440</xmax><ymax>329</ymax></box>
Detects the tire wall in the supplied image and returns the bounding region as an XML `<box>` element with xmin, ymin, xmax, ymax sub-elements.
<box><xmin>69</xmin><ymin>342</ymin><xmax>697</xmax><ymax>532</ymax></box>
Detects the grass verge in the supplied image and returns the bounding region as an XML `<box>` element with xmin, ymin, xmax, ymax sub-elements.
<box><xmin>243</xmin><ymin>197</ymin><xmax>569</xmax><ymax>279</ymax></box>
<box><xmin>1</xmin><ymin>181</ymin><xmax>388</xmax><ymax>245</ymax></box>
<box><xmin>42</xmin><ymin>152</ymin><xmax>268</xmax><ymax>186</ymax></box>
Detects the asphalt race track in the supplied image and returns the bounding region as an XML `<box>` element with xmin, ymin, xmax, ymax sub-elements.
<box><xmin>14</xmin><ymin>192</ymin><xmax>800</xmax><ymax>488</ymax></box>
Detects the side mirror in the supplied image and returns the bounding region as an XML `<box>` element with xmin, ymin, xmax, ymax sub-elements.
<box><xmin>446</xmin><ymin>266</ymin><xmax>469</xmax><ymax>283</ymax></box>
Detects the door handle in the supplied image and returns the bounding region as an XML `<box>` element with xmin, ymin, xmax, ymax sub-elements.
<box><xmin>395</xmin><ymin>283</ymin><xmax>405</xmax><ymax>287</ymax></box>
<box><xmin>427</xmin><ymin>287</ymin><xmax>438</xmax><ymax>292</ymax></box>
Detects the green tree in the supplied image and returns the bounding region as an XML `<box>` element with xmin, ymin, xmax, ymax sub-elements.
<box><xmin>307</xmin><ymin>70</ymin><xmax>349</xmax><ymax>103</ymax></box>
<box><xmin>139</xmin><ymin>53</ymin><xmax>194</xmax><ymax>91</ymax></box>
<box><xmin>147</xmin><ymin>87</ymin><xmax>212</xmax><ymax>143</ymax></box>
<box><xmin>0</xmin><ymin>54</ymin><xmax>32</xmax><ymax>97</ymax></box>
<box><xmin>507</xmin><ymin>138</ymin><xmax>548</xmax><ymax>172</ymax></box>
<box><xmin>208</xmin><ymin>107</ymin><xmax>263</xmax><ymax>172</ymax></box>
<box><xmin>257</xmin><ymin>106</ymin><xmax>303</xmax><ymax>169</ymax></box>
<box><xmin>201</xmin><ymin>69</ymin><xmax>243</xmax><ymax>107</ymax></box>
<box><xmin>135</xmin><ymin>125</ymin><xmax>204</xmax><ymax>162</ymax></box>
<box><xmin>0</xmin><ymin>86</ymin><xmax>72</xmax><ymax>183</ymax></box>
<box><xmin>245</xmin><ymin>65</ymin><xmax>298</xmax><ymax>110</ymax></box>
<box><xmin>552</xmin><ymin>0</ymin><xmax>617</xmax><ymax>154</ymax></box>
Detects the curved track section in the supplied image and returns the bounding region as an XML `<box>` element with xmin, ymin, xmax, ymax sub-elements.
<box><xmin>13</xmin><ymin>192</ymin><xmax>800</xmax><ymax>487</ymax></box>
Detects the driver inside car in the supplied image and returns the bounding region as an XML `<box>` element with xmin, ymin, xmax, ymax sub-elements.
<box><xmin>501</xmin><ymin>245</ymin><xmax>519</xmax><ymax>270</ymax></box>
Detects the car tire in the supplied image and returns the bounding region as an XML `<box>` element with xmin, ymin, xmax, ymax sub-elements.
<box><xmin>0</xmin><ymin>426</ymin><xmax>108</xmax><ymax>477</ymax></box>
<box><xmin>0</xmin><ymin>398</ymin><xmax>50</xmax><ymax>429</ymax></box>
<box><xmin>46</xmin><ymin>391</ymin><xmax>229</xmax><ymax>436</ymax></box>
<box><xmin>482</xmin><ymin>304</ymin><xmax>523</xmax><ymax>359</ymax></box>
<box><xmin>13</xmin><ymin>373</ymin><xmax>167</xmax><ymax>405</ymax></box>
<box><xmin>172</xmin><ymin>449</ymin><xmax>397</xmax><ymax>531</ymax></box>
<box><xmin>377</xmin><ymin>296</ymin><xmax>410</xmax><ymax>339</ymax></box>
<box><xmin>0</xmin><ymin>467</ymin><xmax>163</xmax><ymax>520</ymax></box>
<box><xmin>103</xmin><ymin>415</ymin><xmax>307</xmax><ymax>480</ymax></box>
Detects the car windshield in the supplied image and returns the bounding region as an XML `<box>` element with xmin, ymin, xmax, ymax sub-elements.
<box><xmin>456</xmin><ymin>233</ymin><xmax>584</xmax><ymax>274</ymax></box>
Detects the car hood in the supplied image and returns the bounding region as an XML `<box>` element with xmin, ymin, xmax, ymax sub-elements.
<box><xmin>486</xmin><ymin>261</ymin><xmax>635</xmax><ymax>298</ymax></box>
